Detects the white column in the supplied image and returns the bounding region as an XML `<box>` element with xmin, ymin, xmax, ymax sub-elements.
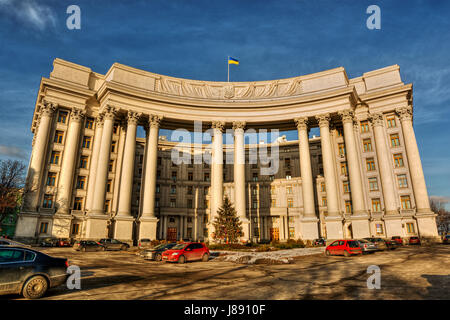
<box><xmin>55</xmin><ymin>108</ymin><xmax>85</xmax><ymax>214</ymax></box>
<box><xmin>369</xmin><ymin>113</ymin><xmax>399</xmax><ymax>215</ymax></box>
<box><xmin>25</xmin><ymin>101</ymin><xmax>57</xmax><ymax>211</ymax></box>
<box><xmin>85</xmin><ymin>114</ymin><xmax>104</xmax><ymax>212</ymax></box>
<box><xmin>90</xmin><ymin>106</ymin><xmax>117</xmax><ymax>215</ymax></box>
<box><xmin>211</xmin><ymin>121</ymin><xmax>224</xmax><ymax>218</ymax></box>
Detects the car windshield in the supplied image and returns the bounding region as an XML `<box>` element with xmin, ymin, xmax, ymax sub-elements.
<box><xmin>171</xmin><ymin>243</ymin><xmax>188</xmax><ymax>250</ymax></box>
<box><xmin>347</xmin><ymin>241</ymin><xmax>360</xmax><ymax>248</ymax></box>
<box><xmin>358</xmin><ymin>239</ymin><xmax>368</xmax><ymax>243</ymax></box>
<box><xmin>153</xmin><ymin>243</ymin><xmax>168</xmax><ymax>250</ymax></box>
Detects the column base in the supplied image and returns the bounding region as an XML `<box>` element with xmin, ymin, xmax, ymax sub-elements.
<box><xmin>383</xmin><ymin>216</ymin><xmax>403</xmax><ymax>238</ymax></box>
<box><xmin>114</xmin><ymin>215</ymin><xmax>135</xmax><ymax>242</ymax></box>
<box><xmin>415</xmin><ymin>212</ymin><xmax>439</xmax><ymax>238</ymax></box>
<box><xmin>138</xmin><ymin>216</ymin><xmax>159</xmax><ymax>241</ymax></box>
<box><xmin>347</xmin><ymin>214</ymin><xmax>371</xmax><ymax>239</ymax></box>
<box><xmin>324</xmin><ymin>216</ymin><xmax>343</xmax><ymax>240</ymax></box>
<box><xmin>51</xmin><ymin>214</ymin><xmax>73</xmax><ymax>239</ymax></box>
<box><xmin>299</xmin><ymin>216</ymin><xmax>319</xmax><ymax>240</ymax></box>
<box><xmin>85</xmin><ymin>215</ymin><xmax>110</xmax><ymax>240</ymax></box>
<box><xmin>15</xmin><ymin>212</ymin><xmax>39</xmax><ymax>239</ymax></box>
<box><xmin>240</xmin><ymin>217</ymin><xmax>251</xmax><ymax>242</ymax></box>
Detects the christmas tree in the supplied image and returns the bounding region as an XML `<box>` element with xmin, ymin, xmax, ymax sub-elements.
<box><xmin>212</xmin><ymin>196</ymin><xmax>243</xmax><ymax>244</ymax></box>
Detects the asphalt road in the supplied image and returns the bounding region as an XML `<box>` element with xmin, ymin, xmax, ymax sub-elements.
<box><xmin>4</xmin><ymin>245</ymin><xmax>450</xmax><ymax>300</ymax></box>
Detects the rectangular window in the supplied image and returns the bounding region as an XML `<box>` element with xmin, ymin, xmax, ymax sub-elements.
<box><xmin>406</xmin><ymin>222</ymin><xmax>415</xmax><ymax>233</ymax></box>
<box><xmin>253</xmin><ymin>228</ymin><xmax>260</xmax><ymax>238</ymax></box>
<box><xmin>50</xmin><ymin>151</ymin><xmax>60</xmax><ymax>165</ymax></box>
<box><xmin>73</xmin><ymin>197</ymin><xmax>83</xmax><ymax>210</ymax></box>
<box><xmin>54</xmin><ymin>131</ymin><xmax>64</xmax><ymax>144</ymax></box>
<box><xmin>271</xmin><ymin>199</ymin><xmax>276</xmax><ymax>208</ymax></box>
<box><xmin>107</xmin><ymin>180</ymin><xmax>112</xmax><ymax>193</ymax></box>
<box><xmin>369</xmin><ymin>177</ymin><xmax>379</xmax><ymax>191</ymax></box>
<box><xmin>104</xmin><ymin>200</ymin><xmax>110</xmax><ymax>212</ymax></box>
<box><xmin>345</xmin><ymin>200</ymin><xmax>352</xmax><ymax>213</ymax></box>
<box><xmin>39</xmin><ymin>222</ymin><xmax>49</xmax><ymax>234</ymax></box>
<box><xmin>170</xmin><ymin>199</ymin><xmax>176</xmax><ymax>208</ymax></box>
<box><xmin>252</xmin><ymin>187</ymin><xmax>258</xmax><ymax>195</ymax></box>
<box><xmin>289</xmin><ymin>227</ymin><xmax>295</xmax><ymax>239</ymax></box>
<box><xmin>170</xmin><ymin>185</ymin><xmax>176</xmax><ymax>194</ymax></box>
<box><xmin>76</xmin><ymin>176</ymin><xmax>86</xmax><ymax>189</ymax></box>
<box><xmin>113</xmin><ymin>124</ymin><xmax>118</xmax><ymax>134</ymax></box>
<box><xmin>284</xmin><ymin>158</ymin><xmax>291</xmax><ymax>168</ymax></box>
<box><xmin>321</xmin><ymin>182</ymin><xmax>325</xmax><ymax>192</ymax></box>
<box><xmin>187</xmin><ymin>217</ymin><xmax>193</xmax><ymax>223</ymax></box>
<box><xmin>109</xmin><ymin>160</ymin><xmax>114</xmax><ymax>172</ymax></box>
<box><xmin>322</xmin><ymin>197</ymin><xmax>327</xmax><ymax>207</ymax></box>
<box><xmin>252</xmin><ymin>200</ymin><xmax>258</xmax><ymax>209</ymax></box>
<box><xmin>188</xmin><ymin>172</ymin><xmax>193</xmax><ymax>181</ymax></box>
<box><xmin>187</xmin><ymin>199</ymin><xmax>193</xmax><ymax>209</ymax></box>
<box><xmin>43</xmin><ymin>195</ymin><xmax>53</xmax><ymax>208</ymax></box>
<box><xmin>393</xmin><ymin>153</ymin><xmax>404</xmax><ymax>168</ymax></box>
<box><xmin>360</xmin><ymin>120</ymin><xmax>369</xmax><ymax>133</ymax></box>
<box><xmin>287</xmin><ymin>198</ymin><xmax>294</xmax><ymax>208</ymax></box>
<box><xmin>79</xmin><ymin>156</ymin><xmax>88</xmax><ymax>169</ymax></box>
<box><xmin>343</xmin><ymin>180</ymin><xmax>350</xmax><ymax>193</ymax></box>
<box><xmin>47</xmin><ymin>172</ymin><xmax>56</xmax><ymax>186</ymax></box>
<box><xmin>372</xmin><ymin>198</ymin><xmax>381</xmax><ymax>212</ymax></box>
<box><xmin>338</xmin><ymin>143</ymin><xmax>346</xmax><ymax>156</ymax></box>
<box><xmin>82</xmin><ymin>136</ymin><xmax>92</xmax><ymax>149</ymax></box>
<box><xmin>157</xmin><ymin>170</ymin><xmax>161</xmax><ymax>179</ymax></box>
<box><xmin>398</xmin><ymin>174</ymin><xmax>408</xmax><ymax>188</ymax></box>
<box><xmin>401</xmin><ymin>195</ymin><xmax>412</xmax><ymax>210</ymax></box>
<box><xmin>171</xmin><ymin>171</ymin><xmax>177</xmax><ymax>182</ymax></box>
<box><xmin>288</xmin><ymin>216</ymin><xmax>294</xmax><ymax>224</ymax></box>
<box><xmin>71</xmin><ymin>223</ymin><xmax>80</xmax><ymax>235</ymax></box>
<box><xmin>155</xmin><ymin>198</ymin><xmax>159</xmax><ymax>208</ymax></box>
<box><xmin>204</xmin><ymin>172</ymin><xmax>210</xmax><ymax>182</ymax></box>
<box><xmin>375</xmin><ymin>223</ymin><xmax>384</xmax><ymax>235</ymax></box>
<box><xmin>187</xmin><ymin>186</ymin><xmax>193</xmax><ymax>195</ymax></box>
<box><xmin>85</xmin><ymin>118</ymin><xmax>94</xmax><ymax>129</ymax></box>
<box><xmin>253</xmin><ymin>172</ymin><xmax>258</xmax><ymax>182</ymax></box>
<box><xmin>286</xmin><ymin>186</ymin><xmax>293</xmax><ymax>194</ymax></box>
<box><xmin>58</xmin><ymin>111</ymin><xmax>68</xmax><ymax>124</ymax></box>
<box><xmin>366</xmin><ymin>158</ymin><xmax>376</xmax><ymax>171</ymax></box>
<box><xmin>390</xmin><ymin>134</ymin><xmax>400</xmax><ymax>147</ymax></box>
<box><xmin>386</xmin><ymin>115</ymin><xmax>396</xmax><ymax>128</ymax></box>
<box><xmin>340</xmin><ymin>162</ymin><xmax>348</xmax><ymax>175</ymax></box>
<box><xmin>111</xmin><ymin>141</ymin><xmax>116</xmax><ymax>153</ymax></box>
<box><xmin>363</xmin><ymin>139</ymin><xmax>372</xmax><ymax>152</ymax></box>
<box><xmin>336</xmin><ymin>127</ymin><xmax>343</xmax><ymax>137</ymax></box>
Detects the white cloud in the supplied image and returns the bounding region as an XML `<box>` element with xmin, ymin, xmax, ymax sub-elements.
<box><xmin>0</xmin><ymin>0</ymin><xmax>57</xmax><ymax>31</ymax></box>
<box><xmin>0</xmin><ymin>145</ymin><xmax>28</xmax><ymax>160</ymax></box>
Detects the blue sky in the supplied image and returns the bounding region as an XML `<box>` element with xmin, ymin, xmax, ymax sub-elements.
<box><xmin>0</xmin><ymin>0</ymin><xmax>449</xmax><ymax>206</ymax></box>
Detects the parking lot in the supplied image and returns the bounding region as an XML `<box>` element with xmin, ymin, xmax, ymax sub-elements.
<box><xmin>3</xmin><ymin>244</ymin><xmax>450</xmax><ymax>300</ymax></box>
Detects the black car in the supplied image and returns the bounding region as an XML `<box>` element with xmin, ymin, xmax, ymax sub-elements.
<box><xmin>0</xmin><ymin>246</ymin><xmax>68</xmax><ymax>299</ymax></box>
<box><xmin>73</xmin><ymin>240</ymin><xmax>105</xmax><ymax>252</ymax></box>
<box><xmin>443</xmin><ymin>235</ymin><xmax>450</xmax><ymax>244</ymax></box>
<box><xmin>313</xmin><ymin>238</ymin><xmax>326</xmax><ymax>246</ymax></box>
<box><xmin>142</xmin><ymin>243</ymin><xmax>177</xmax><ymax>261</ymax></box>
<box><xmin>99</xmin><ymin>238</ymin><xmax>130</xmax><ymax>251</ymax></box>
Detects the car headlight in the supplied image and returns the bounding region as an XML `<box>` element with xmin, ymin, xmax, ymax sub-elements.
<box><xmin>172</xmin><ymin>252</ymin><xmax>179</xmax><ymax>256</ymax></box>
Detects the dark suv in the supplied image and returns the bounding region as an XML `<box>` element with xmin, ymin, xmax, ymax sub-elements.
<box><xmin>99</xmin><ymin>238</ymin><xmax>130</xmax><ymax>251</ymax></box>
<box><xmin>74</xmin><ymin>240</ymin><xmax>105</xmax><ymax>252</ymax></box>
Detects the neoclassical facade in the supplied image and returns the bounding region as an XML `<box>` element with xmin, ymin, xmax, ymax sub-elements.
<box><xmin>15</xmin><ymin>58</ymin><xmax>439</xmax><ymax>243</ymax></box>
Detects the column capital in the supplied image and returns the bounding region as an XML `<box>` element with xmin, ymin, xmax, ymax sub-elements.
<box><xmin>395</xmin><ymin>106</ymin><xmax>413</xmax><ymax>121</ymax></box>
<box><xmin>127</xmin><ymin>111</ymin><xmax>142</xmax><ymax>126</ymax></box>
<box><xmin>315</xmin><ymin>114</ymin><xmax>331</xmax><ymax>128</ymax></box>
<box><xmin>211</xmin><ymin>121</ymin><xmax>225</xmax><ymax>132</ymax></box>
<box><xmin>149</xmin><ymin>114</ymin><xmax>163</xmax><ymax>128</ymax></box>
<box><xmin>232</xmin><ymin>121</ymin><xmax>246</xmax><ymax>131</ymax></box>
<box><xmin>368</xmin><ymin>112</ymin><xmax>384</xmax><ymax>127</ymax></box>
<box><xmin>69</xmin><ymin>108</ymin><xmax>86</xmax><ymax>123</ymax></box>
<box><xmin>40</xmin><ymin>100</ymin><xmax>58</xmax><ymax>117</ymax></box>
<box><xmin>101</xmin><ymin>105</ymin><xmax>118</xmax><ymax>120</ymax></box>
<box><xmin>294</xmin><ymin>117</ymin><xmax>309</xmax><ymax>131</ymax></box>
<box><xmin>338</xmin><ymin>109</ymin><xmax>355</xmax><ymax>124</ymax></box>
<box><xmin>95</xmin><ymin>114</ymin><xmax>105</xmax><ymax>128</ymax></box>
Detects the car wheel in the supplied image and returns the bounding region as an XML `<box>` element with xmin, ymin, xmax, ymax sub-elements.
<box><xmin>344</xmin><ymin>251</ymin><xmax>350</xmax><ymax>257</ymax></box>
<box><xmin>121</xmin><ymin>245</ymin><xmax>128</xmax><ymax>251</ymax></box>
<box><xmin>22</xmin><ymin>276</ymin><xmax>48</xmax><ymax>299</ymax></box>
<box><xmin>81</xmin><ymin>247</ymin><xmax>86</xmax><ymax>252</ymax></box>
<box><xmin>154</xmin><ymin>253</ymin><xmax>162</xmax><ymax>261</ymax></box>
<box><xmin>201</xmin><ymin>253</ymin><xmax>209</xmax><ymax>262</ymax></box>
<box><xmin>178</xmin><ymin>255</ymin><xmax>186</xmax><ymax>264</ymax></box>
<box><xmin>325</xmin><ymin>250</ymin><xmax>331</xmax><ymax>256</ymax></box>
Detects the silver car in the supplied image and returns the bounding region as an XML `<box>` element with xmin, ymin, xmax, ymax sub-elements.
<box><xmin>357</xmin><ymin>239</ymin><xmax>378</xmax><ymax>253</ymax></box>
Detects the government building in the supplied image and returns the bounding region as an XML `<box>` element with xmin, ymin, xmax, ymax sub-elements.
<box><xmin>15</xmin><ymin>58</ymin><xmax>439</xmax><ymax>243</ymax></box>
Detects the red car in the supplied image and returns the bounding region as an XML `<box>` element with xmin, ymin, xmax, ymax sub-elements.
<box><xmin>325</xmin><ymin>240</ymin><xmax>362</xmax><ymax>257</ymax></box>
<box><xmin>161</xmin><ymin>242</ymin><xmax>210</xmax><ymax>263</ymax></box>
<box><xmin>408</xmin><ymin>236</ymin><xmax>421</xmax><ymax>245</ymax></box>
<box><xmin>391</xmin><ymin>236</ymin><xmax>403</xmax><ymax>245</ymax></box>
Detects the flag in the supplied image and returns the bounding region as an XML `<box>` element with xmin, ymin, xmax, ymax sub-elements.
<box><xmin>228</xmin><ymin>57</ymin><xmax>239</xmax><ymax>65</ymax></box>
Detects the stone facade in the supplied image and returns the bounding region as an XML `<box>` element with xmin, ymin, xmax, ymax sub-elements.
<box><xmin>15</xmin><ymin>58</ymin><xmax>439</xmax><ymax>243</ymax></box>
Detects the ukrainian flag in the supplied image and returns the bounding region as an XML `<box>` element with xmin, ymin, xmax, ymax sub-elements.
<box><xmin>228</xmin><ymin>57</ymin><xmax>239</xmax><ymax>65</ymax></box>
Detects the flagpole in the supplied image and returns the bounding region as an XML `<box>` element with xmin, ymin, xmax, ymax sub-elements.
<box><xmin>227</xmin><ymin>56</ymin><xmax>230</xmax><ymax>82</ymax></box>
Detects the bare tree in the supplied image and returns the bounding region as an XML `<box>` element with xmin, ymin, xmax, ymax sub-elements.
<box><xmin>430</xmin><ymin>197</ymin><xmax>450</xmax><ymax>235</ymax></box>
<box><xmin>0</xmin><ymin>159</ymin><xmax>26</xmax><ymax>224</ymax></box>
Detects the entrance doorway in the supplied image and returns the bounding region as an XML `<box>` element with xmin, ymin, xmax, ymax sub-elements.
<box><xmin>167</xmin><ymin>227</ymin><xmax>177</xmax><ymax>242</ymax></box>
<box><xmin>270</xmin><ymin>228</ymin><xmax>279</xmax><ymax>241</ymax></box>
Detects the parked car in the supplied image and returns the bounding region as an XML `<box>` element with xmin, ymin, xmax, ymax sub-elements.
<box><xmin>385</xmin><ymin>239</ymin><xmax>400</xmax><ymax>250</ymax></box>
<box><xmin>408</xmin><ymin>236</ymin><xmax>421</xmax><ymax>245</ymax></box>
<box><xmin>0</xmin><ymin>246</ymin><xmax>68</xmax><ymax>299</ymax></box>
<box><xmin>99</xmin><ymin>238</ymin><xmax>130</xmax><ymax>251</ymax></box>
<box><xmin>0</xmin><ymin>238</ymin><xmax>31</xmax><ymax>248</ymax></box>
<box><xmin>357</xmin><ymin>239</ymin><xmax>378</xmax><ymax>253</ymax></box>
<box><xmin>325</xmin><ymin>240</ymin><xmax>362</xmax><ymax>257</ymax></box>
<box><xmin>162</xmin><ymin>242</ymin><xmax>210</xmax><ymax>263</ymax></box>
<box><xmin>138</xmin><ymin>238</ymin><xmax>152</xmax><ymax>249</ymax></box>
<box><xmin>40</xmin><ymin>238</ymin><xmax>57</xmax><ymax>247</ymax></box>
<box><xmin>364</xmin><ymin>237</ymin><xmax>389</xmax><ymax>251</ymax></box>
<box><xmin>442</xmin><ymin>235</ymin><xmax>450</xmax><ymax>244</ymax></box>
<box><xmin>73</xmin><ymin>240</ymin><xmax>105</xmax><ymax>252</ymax></box>
<box><xmin>391</xmin><ymin>236</ymin><xmax>403</xmax><ymax>245</ymax></box>
<box><xmin>313</xmin><ymin>238</ymin><xmax>326</xmax><ymax>246</ymax></box>
<box><xmin>142</xmin><ymin>242</ymin><xmax>177</xmax><ymax>261</ymax></box>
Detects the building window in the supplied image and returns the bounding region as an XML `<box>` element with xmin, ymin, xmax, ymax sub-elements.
<box><xmin>375</xmin><ymin>223</ymin><xmax>384</xmax><ymax>235</ymax></box>
<box><xmin>286</xmin><ymin>186</ymin><xmax>293</xmax><ymax>194</ymax></box>
<box><xmin>47</xmin><ymin>172</ymin><xmax>56</xmax><ymax>186</ymax></box>
<box><xmin>253</xmin><ymin>172</ymin><xmax>258</xmax><ymax>182</ymax></box>
<box><xmin>321</xmin><ymin>182</ymin><xmax>325</xmax><ymax>192</ymax></box>
<box><xmin>113</xmin><ymin>124</ymin><xmax>118</xmax><ymax>134</ymax></box>
<box><xmin>71</xmin><ymin>223</ymin><xmax>80</xmax><ymax>235</ymax></box>
<box><xmin>107</xmin><ymin>180</ymin><xmax>112</xmax><ymax>193</ymax></box>
<box><xmin>322</xmin><ymin>197</ymin><xmax>327</xmax><ymax>207</ymax></box>
<box><xmin>336</xmin><ymin>127</ymin><xmax>343</xmax><ymax>137</ymax></box>
<box><xmin>204</xmin><ymin>187</ymin><xmax>209</xmax><ymax>195</ymax></box>
<box><xmin>271</xmin><ymin>199</ymin><xmax>276</xmax><ymax>208</ymax></box>
<box><xmin>204</xmin><ymin>172</ymin><xmax>210</xmax><ymax>182</ymax></box>
<box><xmin>157</xmin><ymin>170</ymin><xmax>161</xmax><ymax>179</ymax></box>
<box><xmin>360</xmin><ymin>120</ymin><xmax>369</xmax><ymax>133</ymax></box>
<box><xmin>39</xmin><ymin>222</ymin><xmax>49</xmax><ymax>234</ymax></box>
<box><xmin>338</xmin><ymin>143</ymin><xmax>346</xmax><ymax>156</ymax></box>
<box><xmin>285</xmin><ymin>171</ymin><xmax>291</xmax><ymax>180</ymax></box>
<box><xmin>82</xmin><ymin>136</ymin><xmax>92</xmax><ymax>149</ymax></box>
<box><xmin>287</xmin><ymin>198</ymin><xmax>294</xmax><ymax>208</ymax></box>
<box><xmin>140</xmin><ymin>155</ymin><xmax>144</xmax><ymax>164</ymax></box>
<box><xmin>270</xmin><ymin>186</ymin><xmax>276</xmax><ymax>195</ymax></box>
<box><xmin>363</xmin><ymin>139</ymin><xmax>372</xmax><ymax>152</ymax></box>
<box><xmin>73</xmin><ymin>197</ymin><xmax>83</xmax><ymax>210</ymax></box>
<box><xmin>187</xmin><ymin>217</ymin><xmax>193</xmax><ymax>223</ymax></box>
<box><xmin>285</xmin><ymin>158</ymin><xmax>291</xmax><ymax>169</ymax></box>
<box><xmin>111</xmin><ymin>141</ymin><xmax>116</xmax><ymax>153</ymax></box>
<box><xmin>171</xmin><ymin>171</ymin><xmax>177</xmax><ymax>182</ymax></box>
<box><xmin>366</xmin><ymin>158</ymin><xmax>376</xmax><ymax>171</ymax></box>
<box><xmin>345</xmin><ymin>200</ymin><xmax>352</xmax><ymax>213</ymax></box>
<box><xmin>340</xmin><ymin>162</ymin><xmax>348</xmax><ymax>175</ymax></box>
<box><xmin>253</xmin><ymin>227</ymin><xmax>260</xmax><ymax>237</ymax></box>
<box><xmin>289</xmin><ymin>227</ymin><xmax>295</xmax><ymax>238</ymax></box>
<box><xmin>76</xmin><ymin>176</ymin><xmax>86</xmax><ymax>189</ymax></box>
<box><xmin>390</xmin><ymin>134</ymin><xmax>400</xmax><ymax>147</ymax></box>
<box><xmin>398</xmin><ymin>174</ymin><xmax>408</xmax><ymax>188</ymax></box>
<box><xmin>43</xmin><ymin>195</ymin><xmax>53</xmax><ymax>208</ymax></box>
<box><xmin>343</xmin><ymin>180</ymin><xmax>350</xmax><ymax>193</ymax></box>
<box><xmin>187</xmin><ymin>186</ymin><xmax>193</xmax><ymax>195</ymax></box>
<box><xmin>271</xmin><ymin>216</ymin><xmax>279</xmax><ymax>223</ymax></box>
<box><xmin>386</xmin><ymin>115</ymin><xmax>396</xmax><ymax>128</ymax></box>
<box><xmin>157</xmin><ymin>156</ymin><xmax>162</xmax><ymax>165</ymax></box>
<box><xmin>79</xmin><ymin>156</ymin><xmax>88</xmax><ymax>169</ymax></box>
<box><xmin>58</xmin><ymin>111</ymin><xmax>68</xmax><ymax>124</ymax></box>
<box><xmin>170</xmin><ymin>199</ymin><xmax>176</xmax><ymax>208</ymax></box>
<box><xmin>372</xmin><ymin>198</ymin><xmax>381</xmax><ymax>212</ymax></box>
<box><xmin>406</xmin><ymin>222</ymin><xmax>415</xmax><ymax>234</ymax></box>
<box><xmin>50</xmin><ymin>151</ymin><xmax>60</xmax><ymax>165</ymax></box>
<box><xmin>401</xmin><ymin>195</ymin><xmax>412</xmax><ymax>210</ymax></box>
<box><xmin>288</xmin><ymin>216</ymin><xmax>294</xmax><ymax>224</ymax></box>
<box><xmin>54</xmin><ymin>131</ymin><xmax>64</xmax><ymax>144</ymax></box>
<box><xmin>187</xmin><ymin>199</ymin><xmax>193</xmax><ymax>209</ymax></box>
<box><xmin>252</xmin><ymin>200</ymin><xmax>258</xmax><ymax>209</ymax></box>
<box><xmin>252</xmin><ymin>186</ymin><xmax>258</xmax><ymax>195</ymax></box>
<box><xmin>186</xmin><ymin>171</ymin><xmax>193</xmax><ymax>181</ymax></box>
<box><xmin>369</xmin><ymin>177</ymin><xmax>379</xmax><ymax>191</ymax></box>
<box><xmin>169</xmin><ymin>185</ymin><xmax>176</xmax><ymax>194</ymax></box>
<box><xmin>155</xmin><ymin>198</ymin><xmax>159</xmax><ymax>207</ymax></box>
<box><xmin>393</xmin><ymin>153</ymin><xmax>404</xmax><ymax>168</ymax></box>
<box><xmin>85</xmin><ymin>118</ymin><xmax>94</xmax><ymax>129</ymax></box>
<box><xmin>104</xmin><ymin>200</ymin><xmax>110</xmax><ymax>212</ymax></box>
